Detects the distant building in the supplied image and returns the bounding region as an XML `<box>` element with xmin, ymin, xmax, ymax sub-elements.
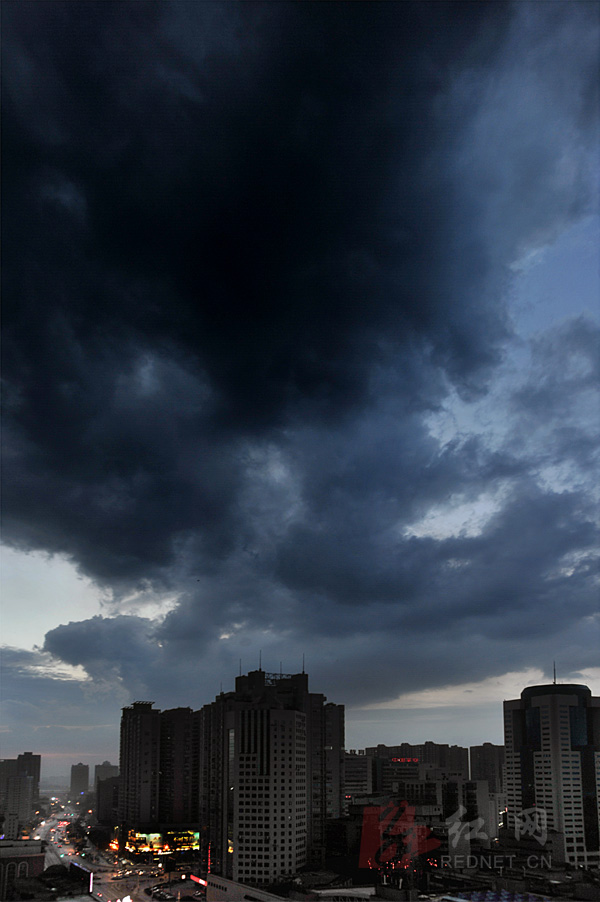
<box><xmin>70</xmin><ymin>763</ymin><xmax>89</xmax><ymax>800</ymax></box>
<box><xmin>343</xmin><ymin>751</ymin><xmax>374</xmax><ymax>815</ymax></box>
<box><xmin>366</xmin><ymin>742</ymin><xmax>469</xmax><ymax>779</ymax></box>
<box><xmin>504</xmin><ymin>682</ymin><xmax>600</xmax><ymax>869</ymax></box>
<box><xmin>325</xmin><ymin>703</ymin><xmax>345</xmax><ymax>820</ymax></box>
<box><xmin>470</xmin><ymin>742</ymin><xmax>504</xmax><ymax>793</ymax></box>
<box><xmin>94</xmin><ymin>761</ymin><xmax>119</xmax><ymax>792</ymax></box>
<box><xmin>372</xmin><ymin>755</ymin><xmax>420</xmax><ymax>795</ymax></box>
<box><xmin>392</xmin><ymin>777</ymin><xmax>492</xmax><ymax>857</ymax></box>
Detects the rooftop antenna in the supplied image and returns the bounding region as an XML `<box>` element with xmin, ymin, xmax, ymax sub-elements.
<box><xmin>280</xmin><ymin>661</ymin><xmax>282</xmax><ymax>677</ymax></box>
<box><xmin>553</xmin><ymin>661</ymin><xmax>557</xmax><ymax>685</ymax></box>
<box><xmin>302</xmin><ymin>653</ymin><xmax>305</xmax><ymax>674</ymax></box>
<box><xmin>239</xmin><ymin>659</ymin><xmax>242</xmax><ymax>677</ymax></box>
<box><xmin>259</xmin><ymin>649</ymin><xmax>262</xmax><ymax>671</ymax></box>
<box><xmin>220</xmin><ymin>682</ymin><xmax>223</xmax><ymax>694</ymax></box>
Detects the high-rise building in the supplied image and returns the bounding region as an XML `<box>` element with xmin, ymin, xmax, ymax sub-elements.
<box><xmin>0</xmin><ymin>760</ymin><xmax>19</xmax><ymax>815</ymax></box>
<box><xmin>3</xmin><ymin>775</ymin><xmax>34</xmax><ymax>839</ymax></box>
<box><xmin>94</xmin><ymin>761</ymin><xmax>119</xmax><ymax>792</ymax></box>
<box><xmin>119</xmin><ymin>703</ymin><xmax>202</xmax><ymax>837</ymax></box>
<box><xmin>0</xmin><ymin>754</ymin><xmax>40</xmax><ymax>827</ymax></box>
<box><xmin>117</xmin><ymin>670</ymin><xmax>344</xmax><ymax>882</ymax></box>
<box><xmin>70</xmin><ymin>763</ymin><xmax>89</xmax><ymax>800</ymax></box>
<box><xmin>470</xmin><ymin>743</ymin><xmax>504</xmax><ymax>793</ymax></box>
<box><xmin>503</xmin><ymin>683</ymin><xmax>600</xmax><ymax>868</ymax></box>
<box><xmin>158</xmin><ymin>707</ymin><xmax>201</xmax><ymax>824</ymax></box>
<box><xmin>16</xmin><ymin>754</ymin><xmax>41</xmax><ymax>803</ymax></box>
<box><xmin>119</xmin><ymin>702</ymin><xmax>161</xmax><ymax>828</ymax></box>
<box><xmin>198</xmin><ymin>669</ymin><xmax>344</xmax><ymax>884</ymax></box>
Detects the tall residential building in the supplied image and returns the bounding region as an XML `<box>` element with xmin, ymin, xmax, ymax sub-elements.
<box><xmin>3</xmin><ymin>775</ymin><xmax>34</xmax><ymax>839</ymax></box>
<box><xmin>0</xmin><ymin>761</ymin><xmax>19</xmax><ymax>815</ymax></box>
<box><xmin>70</xmin><ymin>763</ymin><xmax>89</xmax><ymax>800</ymax></box>
<box><xmin>504</xmin><ymin>683</ymin><xmax>600</xmax><ymax>869</ymax></box>
<box><xmin>119</xmin><ymin>703</ymin><xmax>202</xmax><ymax>837</ymax></box>
<box><xmin>94</xmin><ymin>761</ymin><xmax>119</xmax><ymax>792</ymax></box>
<box><xmin>158</xmin><ymin>707</ymin><xmax>201</xmax><ymax>824</ymax></box>
<box><xmin>0</xmin><ymin>754</ymin><xmax>40</xmax><ymax>823</ymax></box>
<box><xmin>16</xmin><ymin>755</ymin><xmax>41</xmax><ymax>803</ymax></box>
<box><xmin>119</xmin><ymin>702</ymin><xmax>161</xmax><ymax>828</ymax></box>
<box><xmin>470</xmin><ymin>743</ymin><xmax>504</xmax><ymax>793</ymax></box>
<box><xmin>198</xmin><ymin>669</ymin><xmax>344</xmax><ymax>885</ymax></box>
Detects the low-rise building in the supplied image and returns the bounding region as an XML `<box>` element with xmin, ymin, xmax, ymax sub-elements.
<box><xmin>0</xmin><ymin>840</ymin><xmax>45</xmax><ymax>900</ymax></box>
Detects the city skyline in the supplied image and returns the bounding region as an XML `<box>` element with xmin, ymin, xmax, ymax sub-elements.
<box><xmin>2</xmin><ymin>2</ymin><xmax>599</xmax><ymax>773</ymax></box>
<box><xmin>12</xmin><ymin>669</ymin><xmax>599</xmax><ymax>783</ymax></box>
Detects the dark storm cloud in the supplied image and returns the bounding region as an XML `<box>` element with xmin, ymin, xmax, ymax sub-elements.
<box><xmin>2</xmin><ymin>2</ymin><xmax>518</xmax><ymax>425</ymax></box>
<box><xmin>2</xmin><ymin>0</ymin><xmax>599</xmax><ymax>720</ymax></box>
<box><xmin>509</xmin><ymin>317</ymin><xmax>600</xmax><ymax>463</ymax></box>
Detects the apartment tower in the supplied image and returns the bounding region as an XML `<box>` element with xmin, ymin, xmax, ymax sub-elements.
<box><xmin>503</xmin><ymin>683</ymin><xmax>600</xmax><ymax>868</ymax></box>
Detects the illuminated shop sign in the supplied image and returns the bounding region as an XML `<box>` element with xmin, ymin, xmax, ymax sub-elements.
<box><xmin>124</xmin><ymin>831</ymin><xmax>200</xmax><ymax>853</ymax></box>
<box><xmin>391</xmin><ymin>757</ymin><xmax>419</xmax><ymax>763</ymax></box>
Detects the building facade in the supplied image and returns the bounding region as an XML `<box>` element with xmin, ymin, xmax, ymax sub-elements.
<box><xmin>470</xmin><ymin>743</ymin><xmax>504</xmax><ymax>793</ymax></box>
<box><xmin>0</xmin><ymin>840</ymin><xmax>45</xmax><ymax>900</ymax></box>
<box><xmin>392</xmin><ymin>777</ymin><xmax>492</xmax><ymax>857</ymax></box>
<box><xmin>0</xmin><ymin>754</ymin><xmax>41</xmax><ymax>838</ymax></box>
<box><xmin>97</xmin><ymin>776</ymin><xmax>121</xmax><ymax>827</ymax></box>
<box><xmin>503</xmin><ymin>683</ymin><xmax>600</xmax><ymax>868</ymax></box>
<box><xmin>342</xmin><ymin>751</ymin><xmax>374</xmax><ymax>815</ymax></box>
<box><xmin>16</xmin><ymin>755</ymin><xmax>40</xmax><ymax>804</ymax></box>
<box><xmin>3</xmin><ymin>776</ymin><xmax>34</xmax><ymax>840</ymax></box>
<box><xmin>324</xmin><ymin>704</ymin><xmax>345</xmax><ymax>820</ymax></box>
<box><xmin>198</xmin><ymin>669</ymin><xmax>344</xmax><ymax>884</ymax></box>
<box><xmin>94</xmin><ymin>761</ymin><xmax>119</xmax><ymax>792</ymax></box>
<box><xmin>119</xmin><ymin>702</ymin><xmax>161</xmax><ymax>829</ymax></box>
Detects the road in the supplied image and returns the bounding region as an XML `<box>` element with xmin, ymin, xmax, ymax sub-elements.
<box><xmin>38</xmin><ymin>814</ymin><xmax>201</xmax><ymax>902</ymax></box>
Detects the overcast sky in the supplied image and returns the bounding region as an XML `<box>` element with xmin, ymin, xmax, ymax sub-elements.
<box><xmin>2</xmin><ymin>1</ymin><xmax>599</xmax><ymax>780</ymax></box>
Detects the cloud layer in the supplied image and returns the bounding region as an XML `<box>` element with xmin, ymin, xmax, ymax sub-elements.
<box><xmin>2</xmin><ymin>1</ymin><xmax>598</xmax><ymax>758</ymax></box>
